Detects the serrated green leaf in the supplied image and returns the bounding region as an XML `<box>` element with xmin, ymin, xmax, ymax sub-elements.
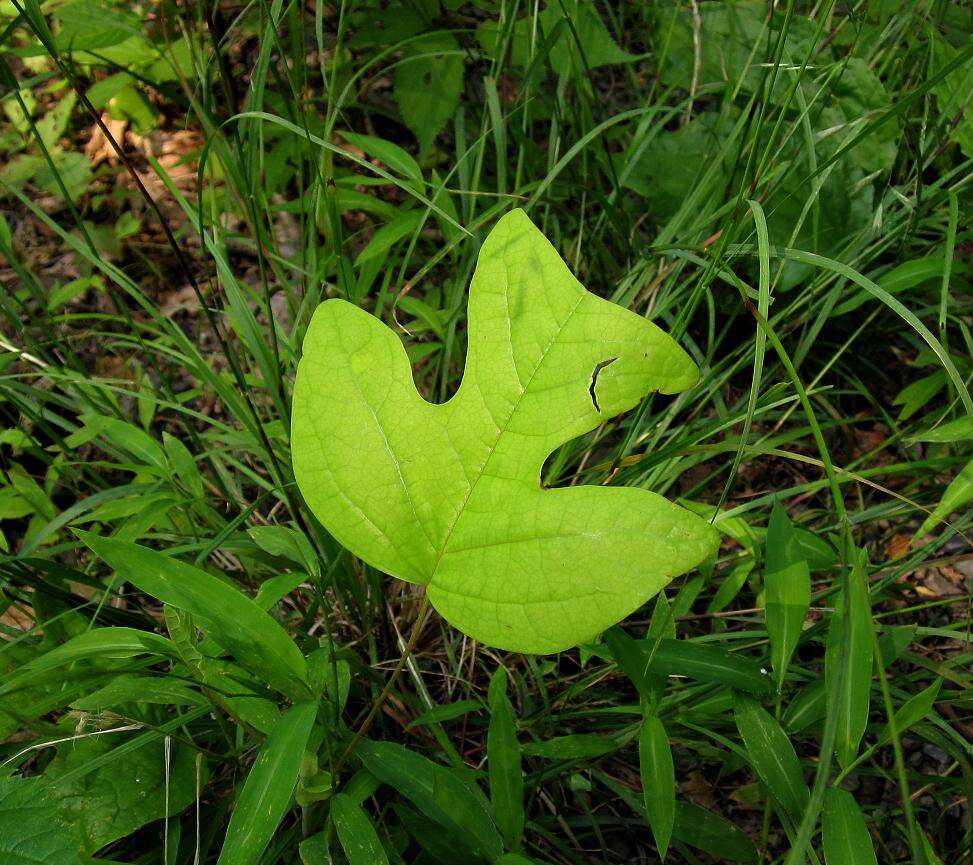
<box><xmin>292</xmin><ymin>209</ymin><xmax>717</xmax><ymax>653</ymax></box>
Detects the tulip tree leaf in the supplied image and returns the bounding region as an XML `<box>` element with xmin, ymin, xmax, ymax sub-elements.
<box><xmin>292</xmin><ymin>209</ymin><xmax>718</xmax><ymax>653</ymax></box>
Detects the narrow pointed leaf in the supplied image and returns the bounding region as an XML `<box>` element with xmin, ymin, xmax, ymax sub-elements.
<box><xmin>217</xmin><ymin>701</ymin><xmax>318</xmax><ymax>865</ymax></box>
<box><xmin>765</xmin><ymin>560</ymin><xmax>811</xmax><ymax>690</ymax></box>
<box><xmin>78</xmin><ymin>532</ymin><xmax>309</xmax><ymax>700</ymax></box>
<box><xmin>875</xmin><ymin>679</ymin><xmax>943</xmax><ymax>748</ymax></box>
<box><xmin>826</xmin><ymin>554</ymin><xmax>873</xmax><ymax>769</ymax></box>
<box><xmin>604</xmin><ymin>631</ymin><xmax>772</xmax><ymax>695</ymax></box>
<box><xmin>292</xmin><ymin>209</ymin><xmax>718</xmax><ymax>653</ymax></box>
<box><xmin>734</xmin><ymin>693</ymin><xmax>809</xmax><ymax>820</ymax></box>
<box><xmin>488</xmin><ymin>668</ymin><xmax>524</xmax><ymax>849</ymax></box>
<box><xmin>823</xmin><ymin>788</ymin><xmax>878</xmax><ymax>865</ymax></box>
<box><xmin>671</xmin><ymin>802</ymin><xmax>756</xmax><ymax>862</ymax></box>
<box><xmin>639</xmin><ymin>713</ymin><xmax>675</xmax><ymax>859</ymax></box>
<box><xmin>358</xmin><ymin>740</ymin><xmax>503</xmax><ymax>862</ymax></box>
<box><xmin>331</xmin><ymin>793</ymin><xmax>390</xmax><ymax>865</ymax></box>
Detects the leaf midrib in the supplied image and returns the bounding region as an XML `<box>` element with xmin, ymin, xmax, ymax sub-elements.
<box><xmin>426</xmin><ymin>283</ymin><xmax>585</xmax><ymax>586</ymax></box>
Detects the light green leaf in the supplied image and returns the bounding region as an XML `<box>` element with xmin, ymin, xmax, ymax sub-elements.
<box><xmin>217</xmin><ymin>702</ymin><xmax>319</xmax><ymax>865</ymax></box>
<box><xmin>292</xmin><ymin>209</ymin><xmax>717</xmax><ymax>653</ymax></box>
<box><xmin>77</xmin><ymin>532</ymin><xmax>310</xmax><ymax>700</ymax></box>
<box><xmin>734</xmin><ymin>693</ymin><xmax>809</xmax><ymax>821</ymax></box>
<box><xmin>331</xmin><ymin>793</ymin><xmax>390</xmax><ymax>865</ymax></box>
<box><xmin>354</xmin><ymin>209</ymin><xmax>425</xmax><ymax>266</ymax></box>
<box><xmin>823</xmin><ymin>788</ymin><xmax>877</xmax><ymax>865</ymax></box>
<box><xmin>639</xmin><ymin>714</ymin><xmax>675</xmax><ymax>859</ymax></box>
<box><xmin>907</xmin><ymin>415</ymin><xmax>973</xmax><ymax>444</ymax></box>
<box><xmin>71</xmin><ymin>672</ymin><xmax>200</xmax><ymax>711</ymax></box>
<box><xmin>0</xmin><ymin>778</ymin><xmax>81</xmax><ymax>865</ymax></box>
<box><xmin>522</xmin><ymin>733</ymin><xmax>617</xmax><ymax>760</ymax></box>
<box><xmin>0</xmin><ymin>627</ymin><xmax>175</xmax><ymax>697</ymax></box>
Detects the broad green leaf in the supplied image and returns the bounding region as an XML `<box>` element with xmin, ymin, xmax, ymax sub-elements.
<box><xmin>0</xmin><ymin>778</ymin><xmax>81</xmax><ymax>865</ymax></box>
<box><xmin>825</xmin><ymin>57</ymin><xmax>898</xmax><ymax>172</ymax></box>
<box><xmin>639</xmin><ymin>714</ymin><xmax>675</xmax><ymax>859</ymax></box>
<box><xmin>331</xmin><ymin>793</ymin><xmax>390</xmax><ymax>865</ymax></box>
<box><xmin>488</xmin><ymin>667</ymin><xmax>524</xmax><ymax>849</ymax></box>
<box><xmin>292</xmin><ymin>209</ymin><xmax>717</xmax><ymax>652</ymax></box>
<box><xmin>357</xmin><ymin>739</ymin><xmax>503</xmax><ymax>862</ymax></box>
<box><xmin>931</xmin><ymin>34</ymin><xmax>973</xmax><ymax>158</ymax></box>
<box><xmin>44</xmin><ymin>732</ymin><xmax>203</xmax><ymax>854</ymax></box>
<box><xmin>734</xmin><ymin>693</ymin><xmax>809</xmax><ymax>821</ymax></box>
<box><xmin>826</xmin><ymin>553</ymin><xmax>873</xmax><ymax>769</ymax></box>
<box><xmin>823</xmin><ymin>788</ymin><xmax>878</xmax><ymax>865</ymax></box>
<box><xmin>217</xmin><ymin>702</ymin><xmax>318</xmax><ymax>865</ymax></box>
<box><xmin>394</xmin><ymin>33</ymin><xmax>464</xmax><ymax>155</ymax></box>
<box><xmin>478</xmin><ymin>1</ymin><xmax>635</xmax><ymax>75</ymax></box>
<box><xmin>78</xmin><ymin>532</ymin><xmax>310</xmax><ymax>700</ymax></box>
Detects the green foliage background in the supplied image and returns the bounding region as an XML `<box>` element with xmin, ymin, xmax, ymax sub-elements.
<box><xmin>0</xmin><ymin>1</ymin><xmax>970</xmax><ymax>863</ymax></box>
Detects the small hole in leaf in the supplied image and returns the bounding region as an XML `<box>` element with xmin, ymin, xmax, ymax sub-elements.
<box><xmin>588</xmin><ymin>356</ymin><xmax>618</xmax><ymax>413</ymax></box>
